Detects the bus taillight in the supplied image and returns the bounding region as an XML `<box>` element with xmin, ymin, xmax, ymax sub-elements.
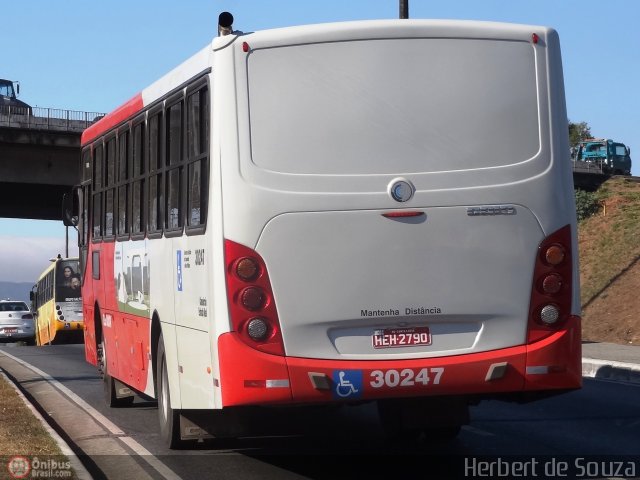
<box><xmin>235</xmin><ymin>257</ymin><xmax>259</xmax><ymax>281</ymax></box>
<box><xmin>240</xmin><ymin>287</ymin><xmax>266</xmax><ymax>311</ymax></box>
<box><xmin>527</xmin><ymin>225</ymin><xmax>574</xmax><ymax>343</ymax></box>
<box><xmin>224</xmin><ymin>239</ymin><xmax>285</xmax><ymax>356</ymax></box>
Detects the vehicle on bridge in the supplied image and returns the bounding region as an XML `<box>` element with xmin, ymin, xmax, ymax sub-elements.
<box><xmin>573</xmin><ymin>138</ymin><xmax>632</xmax><ymax>176</ymax></box>
<box><xmin>30</xmin><ymin>256</ymin><xmax>83</xmax><ymax>345</ymax></box>
<box><xmin>70</xmin><ymin>13</ymin><xmax>582</xmax><ymax>448</ymax></box>
<box><xmin>0</xmin><ymin>300</ymin><xmax>35</xmax><ymax>345</ymax></box>
<box><xmin>0</xmin><ymin>78</ymin><xmax>31</xmax><ymax>115</ymax></box>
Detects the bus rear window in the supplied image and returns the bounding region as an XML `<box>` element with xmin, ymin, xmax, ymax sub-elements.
<box><xmin>247</xmin><ymin>38</ymin><xmax>540</xmax><ymax>175</ymax></box>
<box><xmin>56</xmin><ymin>259</ymin><xmax>81</xmax><ymax>301</ymax></box>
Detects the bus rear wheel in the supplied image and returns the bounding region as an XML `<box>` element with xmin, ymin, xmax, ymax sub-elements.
<box><xmin>157</xmin><ymin>334</ymin><xmax>182</xmax><ymax>448</ymax></box>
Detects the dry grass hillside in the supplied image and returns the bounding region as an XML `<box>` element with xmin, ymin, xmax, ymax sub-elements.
<box><xmin>579</xmin><ymin>177</ymin><xmax>640</xmax><ymax>345</ymax></box>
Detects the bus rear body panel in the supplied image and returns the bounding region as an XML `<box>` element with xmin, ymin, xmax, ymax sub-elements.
<box><xmin>256</xmin><ymin>206</ymin><xmax>542</xmax><ymax>359</ymax></box>
<box><xmin>217</xmin><ymin>21</ymin><xmax>580</xmax><ymax>406</ymax></box>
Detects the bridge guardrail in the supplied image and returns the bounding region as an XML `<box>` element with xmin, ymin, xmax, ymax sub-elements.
<box><xmin>0</xmin><ymin>105</ymin><xmax>105</xmax><ymax>133</ymax></box>
<box><xmin>573</xmin><ymin>159</ymin><xmax>605</xmax><ymax>175</ymax></box>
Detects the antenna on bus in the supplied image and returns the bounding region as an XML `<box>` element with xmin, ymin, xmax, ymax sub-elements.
<box><xmin>399</xmin><ymin>0</ymin><xmax>409</xmax><ymax>19</ymax></box>
<box><xmin>218</xmin><ymin>12</ymin><xmax>234</xmax><ymax>36</ymax></box>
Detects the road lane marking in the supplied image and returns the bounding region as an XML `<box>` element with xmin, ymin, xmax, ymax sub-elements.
<box><xmin>120</xmin><ymin>437</ymin><xmax>183</xmax><ymax>480</ymax></box>
<box><xmin>0</xmin><ymin>349</ymin><xmax>184</xmax><ymax>480</ymax></box>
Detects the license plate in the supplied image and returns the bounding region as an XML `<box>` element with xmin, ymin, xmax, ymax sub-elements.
<box><xmin>2</xmin><ymin>328</ymin><xmax>17</xmax><ymax>334</ymax></box>
<box><xmin>372</xmin><ymin>327</ymin><xmax>431</xmax><ymax>349</ymax></box>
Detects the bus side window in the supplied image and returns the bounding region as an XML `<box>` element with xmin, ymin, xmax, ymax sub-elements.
<box><xmin>148</xmin><ymin>111</ymin><xmax>163</xmax><ymax>236</ymax></box>
<box><xmin>80</xmin><ymin>149</ymin><xmax>91</xmax><ymax>247</ymax></box>
<box><xmin>117</xmin><ymin>128</ymin><xmax>130</xmax><ymax>239</ymax></box>
<box><xmin>104</xmin><ymin>137</ymin><xmax>116</xmax><ymax>238</ymax></box>
<box><xmin>93</xmin><ymin>143</ymin><xmax>104</xmax><ymax>240</ymax></box>
<box><xmin>186</xmin><ymin>85</ymin><xmax>208</xmax><ymax>232</ymax></box>
<box><xmin>165</xmin><ymin>99</ymin><xmax>184</xmax><ymax>232</ymax></box>
<box><xmin>131</xmin><ymin>120</ymin><xmax>146</xmax><ymax>237</ymax></box>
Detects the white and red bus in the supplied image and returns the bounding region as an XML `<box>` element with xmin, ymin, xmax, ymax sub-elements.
<box><xmin>73</xmin><ymin>13</ymin><xmax>581</xmax><ymax>447</ymax></box>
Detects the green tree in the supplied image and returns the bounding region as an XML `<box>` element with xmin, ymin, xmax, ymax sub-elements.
<box><xmin>568</xmin><ymin>121</ymin><xmax>592</xmax><ymax>147</ymax></box>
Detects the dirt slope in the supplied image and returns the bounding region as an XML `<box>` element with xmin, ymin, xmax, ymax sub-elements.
<box><xmin>579</xmin><ymin>177</ymin><xmax>640</xmax><ymax>345</ymax></box>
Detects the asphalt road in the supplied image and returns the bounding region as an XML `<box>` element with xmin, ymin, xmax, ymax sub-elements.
<box><xmin>1</xmin><ymin>343</ymin><xmax>639</xmax><ymax>480</ymax></box>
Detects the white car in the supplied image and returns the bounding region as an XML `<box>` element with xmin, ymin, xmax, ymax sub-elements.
<box><xmin>0</xmin><ymin>300</ymin><xmax>35</xmax><ymax>345</ymax></box>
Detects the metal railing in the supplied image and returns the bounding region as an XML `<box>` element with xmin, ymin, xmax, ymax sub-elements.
<box><xmin>0</xmin><ymin>105</ymin><xmax>105</xmax><ymax>133</ymax></box>
<box><xmin>572</xmin><ymin>159</ymin><xmax>606</xmax><ymax>175</ymax></box>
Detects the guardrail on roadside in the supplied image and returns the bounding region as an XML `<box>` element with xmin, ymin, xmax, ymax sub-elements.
<box><xmin>0</xmin><ymin>105</ymin><xmax>105</xmax><ymax>133</ymax></box>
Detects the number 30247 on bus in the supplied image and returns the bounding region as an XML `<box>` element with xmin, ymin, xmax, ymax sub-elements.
<box><xmin>372</xmin><ymin>326</ymin><xmax>431</xmax><ymax>349</ymax></box>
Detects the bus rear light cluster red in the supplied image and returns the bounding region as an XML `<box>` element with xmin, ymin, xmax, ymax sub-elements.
<box><xmin>541</xmin><ymin>273</ymin><xmax>562</xmax><ymax>294</ymax></box>
<box><xmin>527</xmin><ymin>225</ymin><xmax>573</xmax><ymax>343</ymax></box>
<box><xmin>225</xmin><ymin>240</ymin><xmax>285</xmax><ymax>355</ymax></box>
<box><xmin>544</xmin><ymin>245</ymin><xmax>565</xmax><ymax>266</ymax></box>
<box><xmin>236</xmin><ymin>257</ymin><xmax>259</xmax><ymax>281</ymax></box>
<box><xmin>240</xmin><ymin>287</ymin><xmax>266</xmax><ymax>311</ymax></box>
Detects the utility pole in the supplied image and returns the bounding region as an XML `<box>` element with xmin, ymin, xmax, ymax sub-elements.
<box><xmin>400</xmin><ymin>0</ymin><xmax>409</xmax><ymax>19</ymax></box>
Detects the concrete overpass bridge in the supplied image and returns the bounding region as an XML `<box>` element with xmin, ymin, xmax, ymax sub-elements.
<box><xmin>0</xmin><ymin>105</ymin><xmax>103</xmax><ymax>220</ymax></box>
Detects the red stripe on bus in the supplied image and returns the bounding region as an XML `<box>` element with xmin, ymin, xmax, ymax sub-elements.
<box><xmin>81</xmin><ymin>93</ymin><xmax>144</xmax><ymax>145</ymax></box>
<box><xmin>218</xmin><ymin>333</ymin><xmax>292</xmax><ymax>407</ymax></box>
<box><xmin>217</xmin><ymin>319</ymin><xmax>581</xmax><ymax>407</ymax></box>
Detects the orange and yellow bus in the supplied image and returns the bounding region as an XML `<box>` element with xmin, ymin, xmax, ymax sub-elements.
<box><xmin>31</xmin><ymin>256</ymin><xmax>84</xmax><ymax>345</ymax></box>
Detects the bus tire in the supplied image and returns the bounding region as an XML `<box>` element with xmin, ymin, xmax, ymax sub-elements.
<box><xmin>157</xmin><ymin>334</ymin><xmax>182</xmax><ymax>448</ymax></box>
<box><xmin>101</xmin><ymin>339</ymin><xmax>134</xmax><ymax>407</ymax></box>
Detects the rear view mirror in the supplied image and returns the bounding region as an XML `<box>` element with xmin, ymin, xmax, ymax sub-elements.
<box><xmin>62</xmin><ymin>192</ymin><xmax>78</xmax><ymax>227</ymax></box>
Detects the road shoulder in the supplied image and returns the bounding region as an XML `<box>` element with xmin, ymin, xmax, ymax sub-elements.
<box><xmin>0</xmin><ymin>349</ymin><xmax>167</xmax><ymax>480</ymax></box>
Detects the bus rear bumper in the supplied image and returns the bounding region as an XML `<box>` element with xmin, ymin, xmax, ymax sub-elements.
<box><xmin>218</xmin><ymin>316</ymin><xmax>581</xmax><ymax>407</ymax></box>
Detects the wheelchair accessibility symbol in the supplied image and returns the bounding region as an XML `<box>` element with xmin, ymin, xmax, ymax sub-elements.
<box><xmin>332</xmin><ymin>370</ymin><xmax>363</xmax><ymax>399</ymax></box>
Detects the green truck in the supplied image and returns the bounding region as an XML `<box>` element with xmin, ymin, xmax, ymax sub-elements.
<box><xmin>573</xmin><ymin>138</ymin><xmax>632</xmax><ymax>176</ymax></box>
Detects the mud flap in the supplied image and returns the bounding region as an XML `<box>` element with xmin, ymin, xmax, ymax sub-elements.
<box><xmin>178</xmin><ymin>406</ymin><xmax>339</xmax><ymax>440</ymax></box>
<box><xmin>179</xmin><ymin>413</ymin><xmax>215</xmax><ymax>441</ymax></box>
<box><xmin>113</xmin><ymin>378</ymin><xmax>134</xmax><ymax>399</ymax></box>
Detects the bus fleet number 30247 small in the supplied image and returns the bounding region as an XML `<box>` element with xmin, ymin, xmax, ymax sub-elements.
<box><xmin>369</xmin><ymin>367</ymin><xmax>444</xmax><ymax>388</ymax></box>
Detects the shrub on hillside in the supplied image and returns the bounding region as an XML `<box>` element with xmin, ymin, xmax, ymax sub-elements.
<box><xmin>575</xmin><ymin>189</ymin><xmax>600</xmax><ymax>221</ymax></box>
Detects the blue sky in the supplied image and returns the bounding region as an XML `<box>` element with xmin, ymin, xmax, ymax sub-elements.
<box><xmin>1</xmin><ymin>0</ymin><xmax>639</xmax><ymax>282</ymax></box>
